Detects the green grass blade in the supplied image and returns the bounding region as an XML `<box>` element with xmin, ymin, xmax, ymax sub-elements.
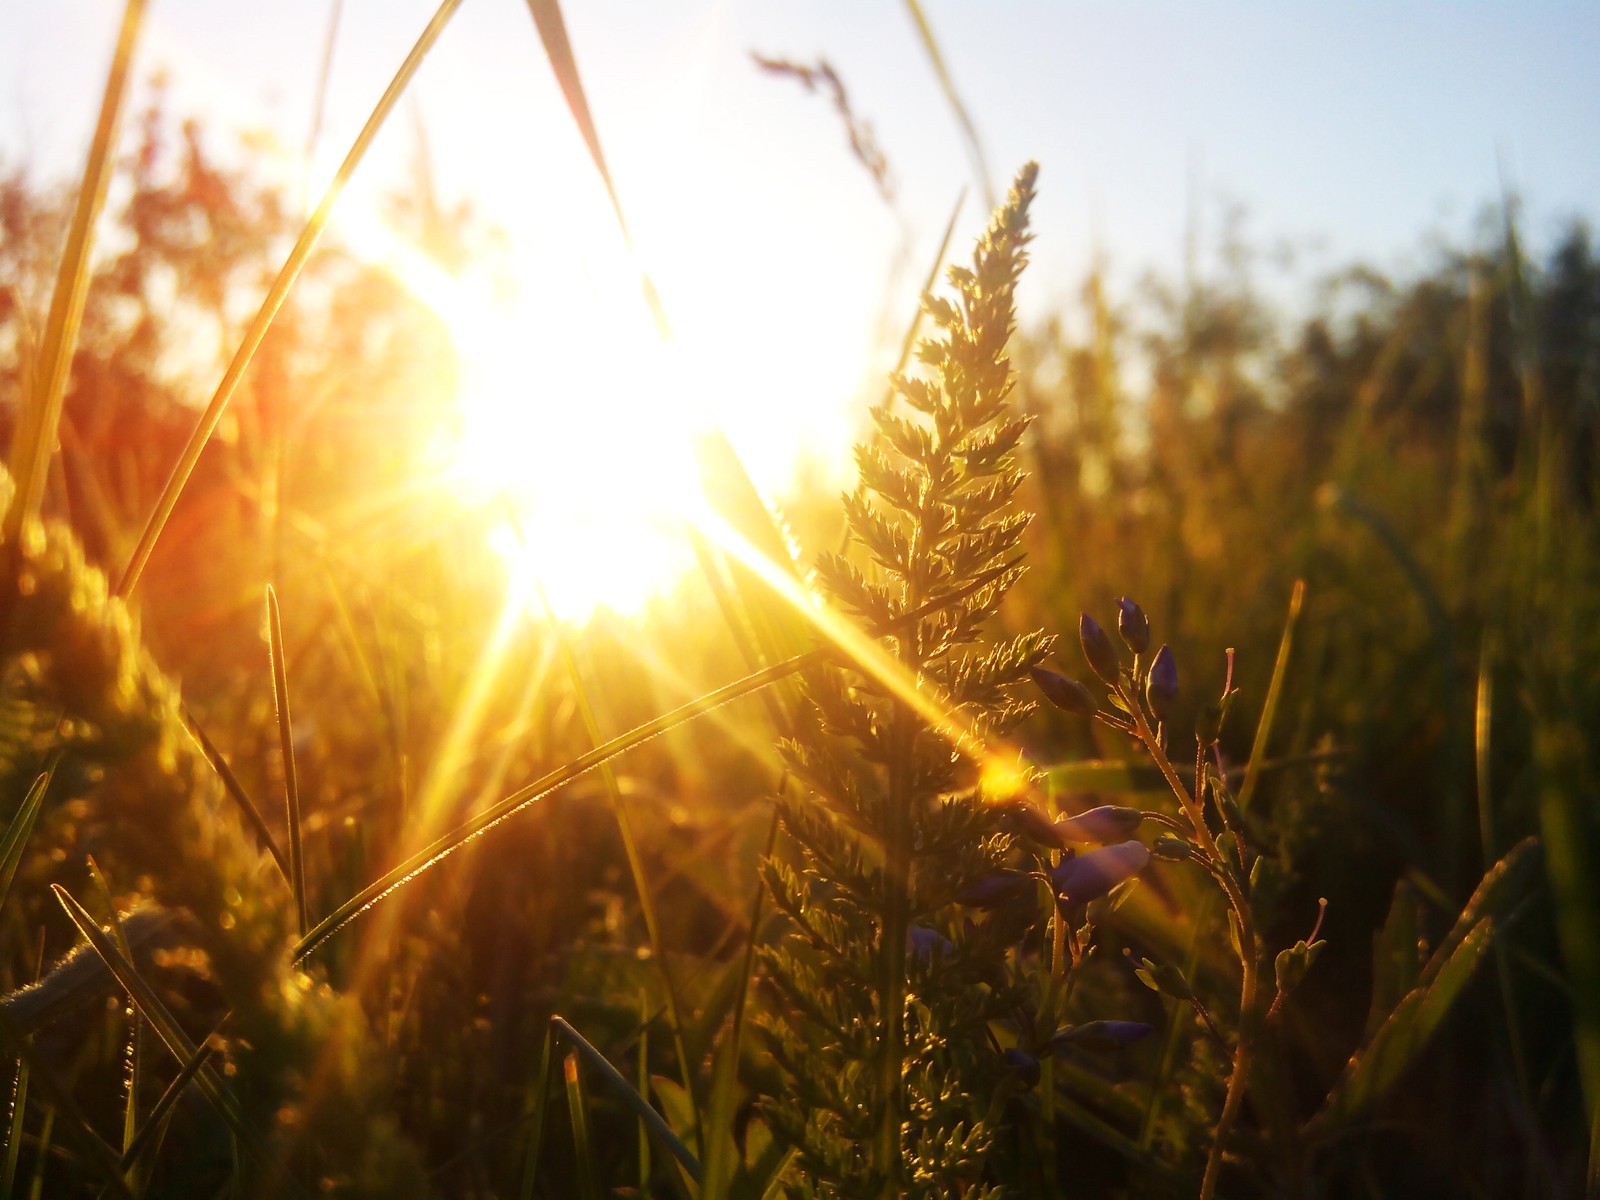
<box><xmin>562</xmin><ymin>1051</ymin><xmax>602</xmax><ymax>1200</ymax></box>
<box><xmin>887</xmin><ymin>187</ymin><xmax>965</xmax><ymax>399</ymax></box>
<box><xmin>1</xmin><ymin>1054</ymin><xmax>24</xmax><ymax>1200</ymax></box>
<box><xmin>50</xmin><ymin>886</ymin><xmax>306</xmax><ymax>1197</ymax></box>
<box><xmin>81</xmin><ymin>859</ymin><xmax>142</xmax><ymax>1171</ymax></box>
<box><xmin>552</xmin><ymin>1015</ymin><xmax>702</xmax><ymax>1184</ymax></box>
<box><xmin>1237</xmin><ymin>579</ymin><xmax>1305</xmax><ymax>813</ymax></box>
<box><xmin>118</xmin><ymin>1035</ymin><xmax>216</xmax><ymax>1174</ymax></box>
<box><xmin>900</xmin><ymin>0</ymin><xmax>993</xmax><ymax>209</ymax></box>
<box><xmin>521</xmin><ymin>0</ymin><xmax>670</xmax><ymax>335</ymax></box>
<box><xmin>0</xmin><ymin>767</ymin><xmax>53</xmax><ymax>911</ymax></box>
<box><xmin>181</xmin><ymin>707</ymin><xmax>291</xmax><ymax>885</ymax></box>
<box><xmin>531</xmin><ymin>571</ymin><xmax>702</xmax><ymax>1156</ymax></box>
<box><xmin>0</xmin><ymin>1008</ymin><xmax>132</xmax><ymax>1200</ymax></box>
<box><xmin>115</xmin><ymin>0</ymin><xmax>467</xmax><ymax>598</ymax></box>
<box><xmin>516</xmin><ymin>1024</ymin><xmax>555</xmax><ymax>1200</ymax></box>
<box><xmin>1536</xmin><ymin>723</ymin><xmax>1600</xmax><ymax>1155</ymax></box>
<box><xmin>293</xmin><ymin>561</ymin><xmax>1020</xmax><ymax>961</ymax></box>
<box><xmin>4</xmin><ymin>0</ymin><xmax>145</xmax><ymax>542</ymax></box>
<box><xmin>1312</xmin><ymin>919</ymin><xmax>1495</xmax><ymax>1136</ymax></box>
<box><xmin>266</xmin><ymin>587</ymin><xmax>308</xmax><ymax>939</ymax></box>
<box><xmin>700</xmin><ymin>807</ymin><xmax>779</xmax><ymax>1200</ymax></box>
<box><xmin>637</xmin><ymin>991</ymin><xmax>651</xmax><ymax>1193</ymax></box>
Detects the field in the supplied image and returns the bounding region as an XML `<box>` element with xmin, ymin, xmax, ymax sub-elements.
<box><xmin>0</xmin><ymin>4</ymin><xmax>1597</xmax><ymax>1198</ymax></box>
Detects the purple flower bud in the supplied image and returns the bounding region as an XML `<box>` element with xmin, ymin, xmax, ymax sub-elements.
<box><xmin>1053</xmin><ymin>805</ymin><xmax>1144</xmax><ymax>845</ymax></box>
<box><xmin>995</xmin><ymin>799</ymin><xmax>1068</xmax><ymax>848</ymax></box>
<box><xmin>1050</xmin><ymin>1020</ymin><xmax>1156</xmax><ymax>1053</ymax></box>
<box><xmin>1048</xmin><ymin>840</ymin><xmax>1150</xmax><ymax>906</ymax></box>
<box><xmin>1115</xmin><ymin>597</ymin><xmax>1151</xmax><ymax>655</ymax></box>
<box><xmin>1001</xmin><ymin>1048</ymin><xmax>1041</xmax><ymax>1088</ymax></box>
<box><xmin>957</xmin><ymin>871</ymin><xmax>1034</xmax><ymax>910</ymax></box>
<box><xmin>1031</xmin><ymin>667</ymin><xmax>1095</xmax><ymax>717</ymax></box>
<box><xmin>1146</xmin><ymin>644</ymin><xmax>1178</xmax><ymax>722</ymax></box>
<box><xmin>906</xmin><ymin>926</ymin><xmax>954</xmax><ymax>963</ymax></box>
<box><xmin>1079</xmin><ymin>613</ymin><xmax>1121</xmax><ymax>686</ymax></box>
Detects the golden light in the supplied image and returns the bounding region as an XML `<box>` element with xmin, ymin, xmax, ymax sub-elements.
<box><xmin>333</xmin><ymin>132</ymin><xmax>879</xmax><ymax>626</ymax></box>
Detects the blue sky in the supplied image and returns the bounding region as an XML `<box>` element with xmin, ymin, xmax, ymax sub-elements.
<box><xmin>5</xmin><ymin>1</ymin><xmax>1598</xmax><ymax>465</ymax></box>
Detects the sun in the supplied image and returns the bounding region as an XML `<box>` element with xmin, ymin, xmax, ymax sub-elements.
<box><xmin>340</xmin><ymin>162</ymin><xmax>874</xmax><ymax>625</ymax></box>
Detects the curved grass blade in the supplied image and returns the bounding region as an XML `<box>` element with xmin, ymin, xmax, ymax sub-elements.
<box><xmin>50</xmin><ymin>886</ymin><xmax>308</xmax><ymax>1197</ymax></box>
<box><xmin>181</xmin><ymin>706</ymin><xmax>291</xmax><ymax>884</ymax></box>
<box><xmin>901</xmin><ymin>0</ymin><xmax>993</xmax><ymax>209</ymax></box>
<box><xmin>5</xmin><ymin>0</ymin><xmax>145</xmax><ymax>542</ymax></box>
<box><xmin>522</xmin><ymin>0</ymin><xmax>670</xmax><ymax>336</ymax></box>
<box><xmin>293</xmin><ymin>558</ymin><xmax>1022</xmax><ymax>961</ymax></box>
<box><xmin>0</xmin><ymin>1007</ymin><xmax>132</xmax><ymax>1200</ymax></box>
<box><xmin>266</xmin><ymin>587</ymin><xmax>308</xmax><ymax>938</ymax></box>
<box><xmin>115</xmin><ymin>0</ymin><xmax>467</xmax><ymax>598</ymax></box>
<box><xmin>552</xmin><ymin>1016</ymin><xmax>701</xmax><ymax>1184</ymax></box>
<box><xmin>1237</xmin><ymin>578</ymin><xmax>1304</xmax><ymax>813</ymax></box>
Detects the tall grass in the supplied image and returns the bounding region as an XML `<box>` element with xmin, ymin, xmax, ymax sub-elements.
<box><xmin>0</xmin><ymin>2</ymin><xmax>1597</xmax><ymax>1198</ymax></box>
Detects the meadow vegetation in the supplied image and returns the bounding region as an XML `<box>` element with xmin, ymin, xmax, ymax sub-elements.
<box><xmin>0</xmin><ymin>6</ymin><xmax>1597</xmax><ymax>1198</ymax></box>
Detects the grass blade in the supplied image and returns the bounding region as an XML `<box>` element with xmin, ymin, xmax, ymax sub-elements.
<box><xmin>552</xmin><ymin>1015</ymin><xmax>701</xmax><ymax>1184</ymax></box>
<box><xmin>50</xmin><ymin>885</ymin><xmax>306</xmax><ymax>1197</ymax></box>
<box><xmin>900</xmin><ymin>0</ymin><xmax>993</xmax><ymax>209</ymax></box>
<box><xmin>516</xmin><ymin>1023</ymin><xmax>555</xmax><ymax>1200</ymax></box>
<box><xmin>81</xmin><ymin>859</ymin><xmax>142</xmax><ymax>1175</ymax></box>
<box><xmin>293</xmin><ymin>559</ymin><xmax>1021</xmax><ymax>961</ymax></box>
<box><xmin>181</xmin><ymin>706</ymin><xmax>291</xmax><ymax>885</ymax></box>
<box><xmin>1536</xmin><ymin>722</ymin><xmax>1600</xmax><ymax>1164</ymax></box>
<box><xmin>1</xmin><ymin>1052</ymin><xmax>23</xmax><ymax>1200</ymax></box>
<box><xmin>4</xmin><ymin>0</ymin><xmax>145</xmax><ymax>543</ymax></box>
<box><xmin>886</xmin><ymin>186</ymin><xmax>965</xmax><ymax>401</ymax></box>
<box><xmin>562</xmin><ymin>1051</ymin><xmax>602</xmax><ymax>1200</ymax></box>
<box><xmin>266</xmin><ymin>587</ymin><xmax>308</xmax><ymax>939</ymax></box>
<box><xmin>115</xmin><ymin>0</ymin><xmax>467</xmax><ymax>598</ymax></box>
<box><xmin>0</xmin><ymin>766</ymin><xmax>54</xmax><ymax>911</ymax></box>
<box><xmin>1237</xmin><ymin>579</ymin><xmax>1304</xmax><ymax>813</ymax></box>
<box><xmin>530</xmin><ymin>568</ymin><xmax>702</xmax><ymax>1156</ymax></box>
<box><xmin>521</xmin><ymin>0</ymin><xmax>669</xmax><ymax>336</ymax></box>
<box><xmin>1312</xmin><ymin>919</ymin><xmax>1495</xmax><ymax>1135</ymax></box>
<box><xmin>700</xmin><ymin>808</ymin><xmax>780</xmax><ymax>1200</ymax></box>
<box><xmin>0</xmin><ymin>1007</ymin><xmax>132</xmax><ymax>1200</ymax></box>
<box><xmin>117</xmin><ymin>1035</ymin><xmax>217</xmax><ymax>1174</ymax></box>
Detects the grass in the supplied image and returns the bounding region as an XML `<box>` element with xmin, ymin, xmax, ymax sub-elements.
<box><xmin>0</xmin><ymin>2</ymin><xmax>1597</xmax><ymax>1198</ymax></box>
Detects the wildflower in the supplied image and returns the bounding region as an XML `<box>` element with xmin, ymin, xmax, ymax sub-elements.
<box><xmin>1049</xmin><ymin>840</ymin><xmax>1149</xmax><ymax>906</ymax></box>
<box><xmin>1115</xmin><ymin>597</ymin><xmax>1150</xmax><ymax>654</ymax></box>
<box><xmin>907</xmin><ymin>926</ymin><xmax>954</xmax><ymax>963</ymax></box>
<box><xmin>1001</xmin><ymin>1048</ymin><xmax>1041</xmax><ymax>1088</ymax></box>
<box><xmin>1053</xmin><ymin>804</ymin><xmax>1143</xmax><ymax>844</ymax></box>
<box><xmin>1030</xmin><ymin>668</ymin><xmax>1094</xmax><ymax>713</ymax></box>
<box><xmin>1132</xmin><ymin>955</ymin><xmax>1194</xmax><ymax>1000</ymax></box>
<box><xmin>994</xmin><ymin>798</ymin><xmax>1067</xmax><ymax>848</ymax></box>
<box><xmin>1150</xmin><ymin>832</ymin><xmax>1199</xmax><ymax>862</ymax></box>
<box><xmin>1146</xmin><ymin>644</ymin><xmax>1178</xmax><ymax>722</ymax></box>
<box><xmin>1050</xmin><ymin>1020</ymin><xmax>1156</xmax><ymax>1052</ymax></box>
<box><xmin>1079</xmin><ymin>613</ymin><xmax>1121</xmax><ymax>686</ymax></box>
<box><xmin>1031</xmin><ymin>666</ymin><xmax>1095</xmax><ymax>716</ymax></box>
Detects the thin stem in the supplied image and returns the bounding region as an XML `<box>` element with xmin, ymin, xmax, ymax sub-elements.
<box><xmin>1117</xmin><ymin>682</ymin><xmax>1258</xmax><ymax>1200</ymax></box>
